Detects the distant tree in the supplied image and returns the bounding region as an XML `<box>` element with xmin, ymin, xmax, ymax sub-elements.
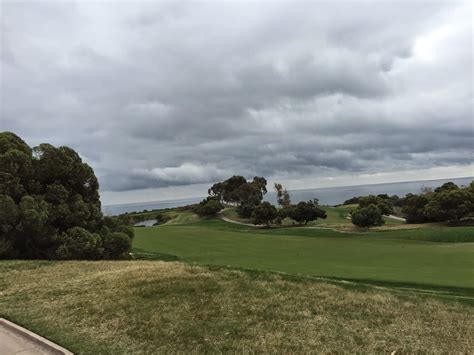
<box><xmin>252</xmin><ymin>202</ymin><xmax>277</xmax><ymax>226</ymax></box>
<box><xmin>208</xmin><ymin>181</ymin><xmax>225</xmax><ymax>201</ymax></box>
<box><xmin>358</xmin><ymin>195</ymin><xmax>393</xmax><ymax>215</ymax></box>
<box><xmin>402</xmin><ymin>193</ymin><xmax>431</xmax><ymax>223</ymax></box>
<box><xmin>343</xmin><ymin>196</ymin><xmax>360</xmax><ymax>205</ymax></box>
<box><xmin>287</xmin><ymin>200</ymin><xmax>327</xmax><ymax>225</ymax></box>
<box><xmin>274</xmin><ymin>183</ymin><xmax>291</xmax><ymax>208</ymax></box>
<box><xmin>236</xmin><ymin>201</ymin><xmax>256</xmax><ymax>218</ymax></box>
<box><xmin>351</xmin><ymin>204</ymin><xmax>384</xmax><ymax>227</ymax></box>
<box><xmin>251</xmin><ymin>176</ymin><xmax>268</xmax><ymax>195</ymax></box>
<box><xmin>434</xmin><ymin>182</ymin><xmax>459</xmax><ymax>193</ymax></box>
<box><xmin>208</xmin><ymin>176</ymin><xmax>267</xmax><ymax>218</ymax></box>
<box><xmin>194</xmin><ymin>197</ymin><xmax>223</xmax><ymax>217</ymax></box>
<box><xmin>0</xmin><ymin>131</ymin><xmax>134</xmax><ymax>259</ymax></box>
<box><xmin>155</xmin><ymin>213</ymin><xmax>171</xmax><ymax>225</ymax></box>
<box><xmin>424</xmin><ymin>189</ymin><xmax>474</xmax><ymax>222</ymax></box>
<box><xmin>208</xmin><ymin>175</ymin><xmax>267</xmax><ymax>207</ymax></box>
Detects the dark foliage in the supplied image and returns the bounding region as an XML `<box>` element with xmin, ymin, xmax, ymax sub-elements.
<box><xmin>194</xmin><ymin>197</ymin><xmax>223</xmax><ymax>216</ymax></box>
<box><xmin>0</xmin><ymin>131</ymin><xmax>134</xmax><ymax>259</ymax></box>
<box><xmin>252</xmin><ymin>202</ymin><xmax>277</xmax><ymax>226</ymax></box>
<box><xmin>286</xmin><ymin>200</ymin><xmax>327</xmax><ymax>225</ymax></box>
<box><xmin>351</xmin><ymin>204</ymin><xmax>385</xmax><ymax>227</ymax></box>
<box><xmin>400</xmin><ymin>181</ymin><xmax>474</xmax><ymax>224</ymax></box>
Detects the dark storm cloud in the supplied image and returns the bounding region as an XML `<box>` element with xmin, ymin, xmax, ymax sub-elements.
<box><xmin>1</xmin><ymin>1</ymin><xmax>472</xmax><ymax>193</ymax></box>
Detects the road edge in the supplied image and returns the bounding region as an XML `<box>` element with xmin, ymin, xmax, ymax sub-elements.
<box><xmin>0</xmin><ymin>318</ymin><xmax>73</xmax><ymax>354</ymax></box>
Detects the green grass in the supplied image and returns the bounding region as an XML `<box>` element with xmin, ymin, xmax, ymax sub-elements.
<box><xmin>1</xmin><ymin>261</ymin><xmax>473</xmax><ymax>353</ymax></box>
<box><xmin>133</xmin><ymin>216</ymin><xmax>474</xmax><ymax>290</ymax></box>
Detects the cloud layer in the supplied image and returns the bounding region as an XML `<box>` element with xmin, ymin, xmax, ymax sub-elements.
<box><xmin>1</xmin><ymin>1</ymin><xmax>473</xmax><ymax>196</ymax></box>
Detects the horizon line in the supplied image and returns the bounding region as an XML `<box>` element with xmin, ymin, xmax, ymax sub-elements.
<box><xmin>102</xmin><ymin>175</ymin><xmax>473</xmax><ymax>208</ymax></box>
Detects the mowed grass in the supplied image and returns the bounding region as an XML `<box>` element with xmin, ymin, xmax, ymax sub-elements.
<box><xmin>1</xmin><ymin>260</ymin><xmax>473</xmax><ymax>353</ymax></box>
<box><xmin>133</xmin><ymin>217</ymin><xmax>474</xmax><ymax>290</ymax></box>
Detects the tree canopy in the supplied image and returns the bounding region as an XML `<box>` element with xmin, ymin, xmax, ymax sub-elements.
<box><xmin>0</xmin><ymin>131</ymin><xmax>133</xmax><ymax>259</ymax></box>
<box><xmin>351</xmin><ymin>204</ymin><xmax>385</xmax><ymax>227</ymax></box>
<box><xmin>286</xmin><ymin>200</ymin><xmax>327</xmax><ymax>225</ymax></box>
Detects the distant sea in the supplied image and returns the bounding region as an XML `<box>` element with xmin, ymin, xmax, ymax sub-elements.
<box><xmin>102</xmin><ymin>176</ymin><xmax>473</xmax><ymax>215</ymax></box>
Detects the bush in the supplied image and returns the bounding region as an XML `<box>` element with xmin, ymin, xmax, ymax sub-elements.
<box><xmin>286</xmin><ymin>200</ymin><xmax>327</xmax><ymax>225</ymax></box>
<box><xmin>351</xmin><ymin>204</ymin><xmax>384</xmax><ymax>227</ymax></box>
<box><xmin>424</xmin><ymin>189</ymin><xmax>474</xmax><ymax>222</ymax></box>
<box><xmin>194</xmin><ymin>197</ymin><xmax>223</xmax><ymax>216</ymax></box>
<box><xmin>102</xmin><ymin>232</ymin><xmax>131</xmax><ymax>259</ymax></box>
<box><xmin>359</xmin><ymin>195</ymin><xmax>393</xmax><ymax>215</ymax></box>
<box><xmin>116</xmin><ymin>224</ymin><xmax>134</xmax><ymax>239</ymax></box>
<box><xmin>402</xmin><ymin>193</ymin><xmax>430</xmax><ymax>223</ymax></box>
<box><xmin>155</xmin><ymin>213</ymin><xmax>171</xmax><ymax>225</ymax></box>
<box><xmin>252</xmin><ymin>202</ymin><xmax>277</xmax><ymax>226</ymax></box>
<box><xmin>56</xmin><ymin>227</ymin><xmax>103</xmax><ymax>260</ymax></box>
<box><xmin>236</xmin><ymin>202</ymin><xmax>256</xmax><ymax>218</ymax></box>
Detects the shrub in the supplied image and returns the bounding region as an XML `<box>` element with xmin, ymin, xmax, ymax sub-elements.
<box><xmin>56</xmin><ymin>227</ymin><xmax>103</xmax><ymax>260</ymax></box>
<box><xmin>286</xmin><ymin>200</ymin><xmax>327</xmax><ymax>225</ymax></box>
<box><xmin>351</xmin><ymin>204</ymin><xmax>384</xmax><ymax>227</ymax></box>
<box><xmin>102</xmin><ymin>232</ymin><xmax>131</xmax><ymax>259</ymax></box>
<box><xmin>155</xmin><ymin>213</ymin><xmax>171</xmax><ymax>225</ymax></box>
<box><xmin>359</xmin><ymin>195</ymin><xmax>393</xmax><ymax>215</ymax></box>
<box><xmin>236</xmin><ymin>202</ymin><xmax>256</xmax><ymax>218</ymax></box>
<box><xmin>252</xmin><ymin>202</ymin><xmax>277</xmax><ymax>226</ymax></box>
<box><xmin>194</xmin><ymin>197</ymin><xmax>223</xmax><ymax>216</ymax></box>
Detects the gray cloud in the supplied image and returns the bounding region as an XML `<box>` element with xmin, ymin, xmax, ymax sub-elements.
<box><xmin>1</xmin><ymin>1</ymin><xmax>472</xmax><ymax>195</ymax></box>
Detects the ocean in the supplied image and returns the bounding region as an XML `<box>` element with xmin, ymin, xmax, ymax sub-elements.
<box><xmin>102</xmin><ymin>176</ymin><xmax>473</xmax><ymax>215</ymax></box>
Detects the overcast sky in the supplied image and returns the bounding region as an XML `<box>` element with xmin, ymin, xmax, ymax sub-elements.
<box><xmin>1</xmin><ymin>1</ymin><xmax>473</xmax><ymax>205</ymax></box>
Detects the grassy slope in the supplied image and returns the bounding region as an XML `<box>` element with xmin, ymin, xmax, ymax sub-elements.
<box><xmin>133</xmin><ymin>217</ymin><xmax>474</xmax><ymax>289</ymax></box>
<box><xmin>1</xmin><ymin>261</ymin><xmax>473</xmax><ymax>353</ymax></box>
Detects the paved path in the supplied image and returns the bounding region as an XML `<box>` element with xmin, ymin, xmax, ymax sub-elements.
<box><xmin>0</xmin><ymin>325</ymin><xmax>50</xmax><ymax>354</ymax></box>
<box><xmin>217</xmin><ymin>212</ymin><xmax>353</xmax><ymax>233</ymax></box>
<box><xmin>386</xmin><ymin>214</ymin><xmax>407</xmax><ymax>222</ymax></box>
<box><xmin>0</xmin><ymin>319</ymin><xmax>72</xmax><ymax>355</ymax></box>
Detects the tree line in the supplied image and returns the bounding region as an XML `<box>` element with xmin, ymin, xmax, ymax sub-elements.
<box><xmin>0</xmin><ymin>132</ymin><xmax>133</xmax><ymax>259</ymax></box>
<box><xmin>194</xmin><ymin>175</ymin><xmax>327</xmax><ymax>226</ymax></box>
<box><xmin>344</xmin><ymin>181</ymin><xmax>474</xmax><ymax>227</ymax></box>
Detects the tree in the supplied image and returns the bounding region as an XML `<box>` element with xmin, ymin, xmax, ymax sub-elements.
<box><xmin>358</xmin><ymin>195</ymin><xmax>393</xmax><ymax>215</ymax></box>
<box><xmin>252</xmin><ymin>202</ymin><xmax>277</xmax><ymax>226</ymax></box>
<box><xmin>402</xmin><ymin>193</ymin><xmax>430</xmax><ymax>223</ymax></box>
<box><xmin>236</xmin><ymin>201</ymin><xmax>256</xmax><ymax>218</ymax></box>
<box><xmin>194</xmin><ymin>197</ymin><xmax>223</xmax><ymax>216</ymax></box>
<box><xmin>207</xmin><ymin>176</ymin><xmax>267</xmax><ymax>218</ymax></box>
<box><xmin>274</xmin><ymin>183</ymin><xmax>291</xmax><ymax>208</ymax></box>
<box><xmin>424</xmin><ymin>189</ymin><xmax>474</xmax><ymax>222</ymax></box>
<box><xmin>343</xmin><ymin>196</ymin><xmax>360</xmax><ymax>205</ymax></box>
<box><xmin>0</xmin><ymin>131</ymin><xmax>133</xmax><ymax>260</ymax></box>
<box><xmin>286</xmin><ymin>200</ymin><xmax>327</xmax><ymax>225</ymax></box>
<box><xmin>434</xmin><ymin>182</ymin><xmax>458</xmax><ymax>193</ymax></box>
<box><xmin>351</xmin><ymin>204</ymin><xmax>384</xmax><ymax>227</ymax></box>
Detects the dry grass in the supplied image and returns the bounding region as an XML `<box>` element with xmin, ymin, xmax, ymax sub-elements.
<box><xmin>0</xmin><ymin>260</ymin><xmax>473</xmax><ymax>353</ymax></box>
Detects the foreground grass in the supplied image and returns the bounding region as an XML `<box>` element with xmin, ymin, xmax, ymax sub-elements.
<box><xmin>0</xmin><ymin>260</ymin><xmax>473</xmax><ymax>353</ymax></box>
<box><xmin>134</xmin><ymin>218</ymin><xmax>474</xmax><ymax>289</ymax></box>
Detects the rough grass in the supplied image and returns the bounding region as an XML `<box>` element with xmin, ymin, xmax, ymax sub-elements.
<box><xmin>0</xmin><ymin>260</ymin><xmax>473</xmax><ymax>353</ymax></box>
